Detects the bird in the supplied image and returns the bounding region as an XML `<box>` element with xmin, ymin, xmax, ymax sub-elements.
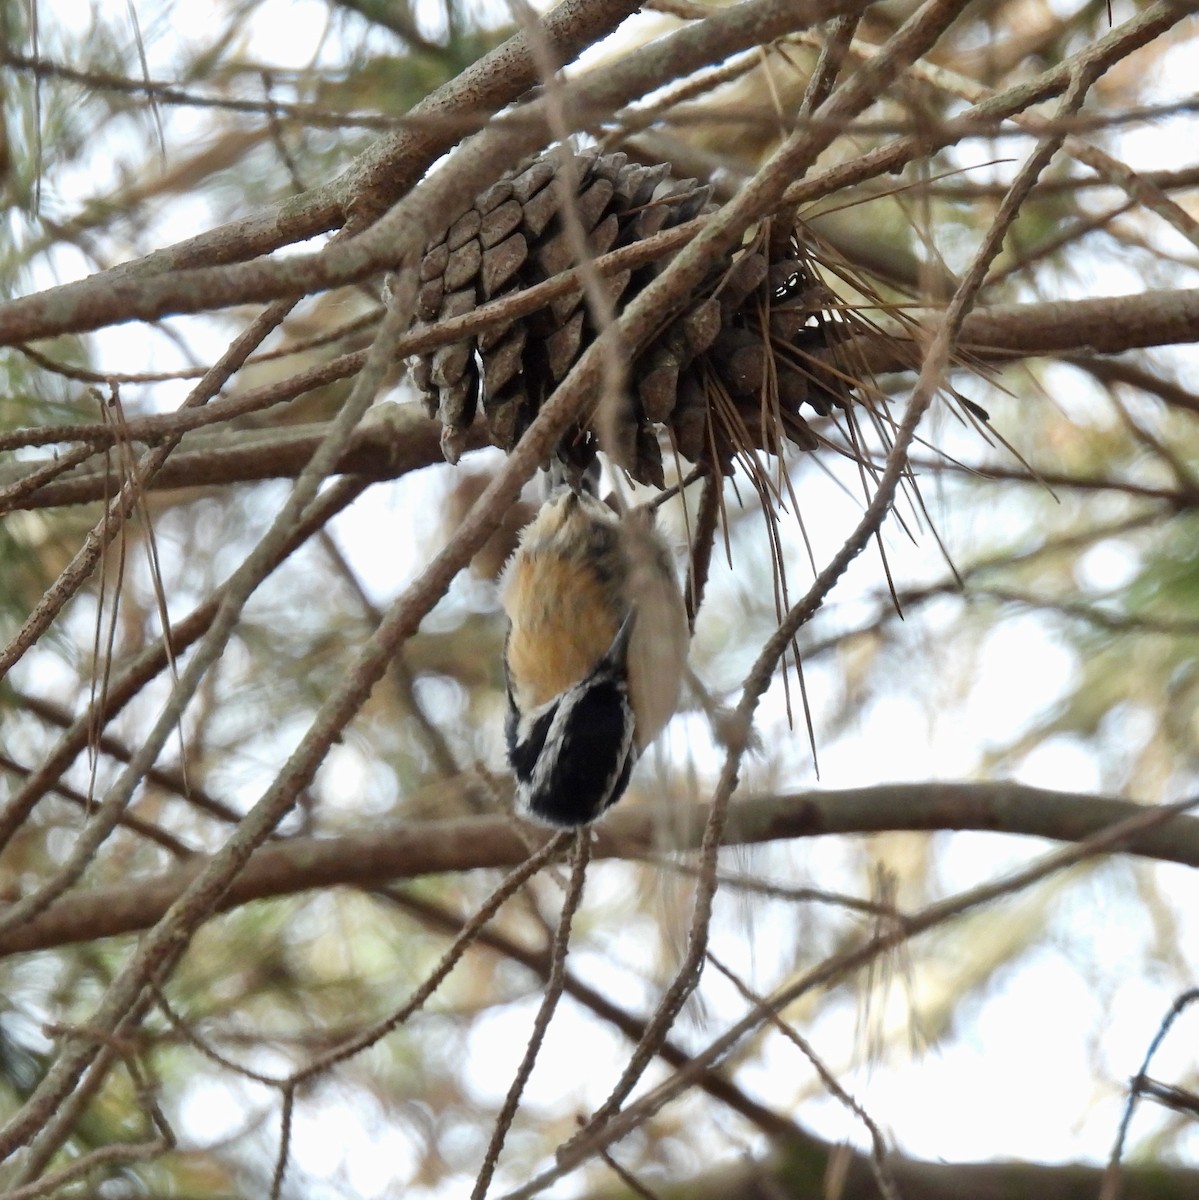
<box><xmin>499</xmin><ymin>477</ymin><xmax>689</xmax><ymax>827</ymax></box>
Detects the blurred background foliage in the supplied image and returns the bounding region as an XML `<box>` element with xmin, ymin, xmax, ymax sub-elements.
<box><xmin>1</xmin><ymin>0</ymin><xmax>1198</xmax><ymax>1196</ymax></box>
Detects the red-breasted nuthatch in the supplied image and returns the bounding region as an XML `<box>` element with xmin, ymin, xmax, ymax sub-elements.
<box><xmin>499</xmin><ymin>482</ymin><xmax>689</xmax><ymax>827</ymax></box>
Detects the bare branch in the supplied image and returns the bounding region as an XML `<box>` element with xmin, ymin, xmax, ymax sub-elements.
<box><xmin>5</xmin><ymin>783</ymin><xmax>1197</xmax><ymax>957</ymax></box>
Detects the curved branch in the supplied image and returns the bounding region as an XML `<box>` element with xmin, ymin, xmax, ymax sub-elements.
<box><xmin>84</xmin><ymin>0</ymin><xmax>643</xmax><ymax>281</ymax></box>
<box><xmin>0</xmin><ymin>0</ymin><xmax>864</xmax><ymax>349</ymax></box>
<box><xmin>4</xmin><ymin>782</ymin><xmax>1196</xmax><ymax>957</ymax></box>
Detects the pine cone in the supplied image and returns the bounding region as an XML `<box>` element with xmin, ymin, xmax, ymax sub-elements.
<box><xmin>409</xmin><ymin>146</ymin><xmax>854</xmax><ymax>485</ymax></box>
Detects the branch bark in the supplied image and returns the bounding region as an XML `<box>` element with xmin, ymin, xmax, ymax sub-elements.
<box><xmin>590</xmin><ymin>1135</ymin><xmax>1199</xmax><ymax>1200</ymax></box>
<box><xmin>0</xmin><ymin>0</ymin><xmax>866</xmax><ymax>348</ymax></box>
<box><xmin>0</xmin><ymin>403</ymin><xmax>484</xmax><ymax>510</ymax></box>
<box><xmin>5</xmin><ymin>286</ymin><xmax>1199</xmax><ymax>511</ymax></box>
<box><xmin>5</xmin><ymin>782</ymin><xmax>1197</xmax><ymax>957</ymax></box>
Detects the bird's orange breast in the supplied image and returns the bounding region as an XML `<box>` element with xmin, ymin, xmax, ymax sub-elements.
<box><xmin>502</xmin><ymin>550</ymin><xmax>622</xmax><ymax>710</ymax></box>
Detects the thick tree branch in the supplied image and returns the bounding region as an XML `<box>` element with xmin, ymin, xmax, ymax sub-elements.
<box><xmin>879</xmin><ymin>287</ymin><xmax>1199</xmax><ymax>362</ymax></box>
<box><xmin>88</xmin><ymin>0</ymin><xmax>644</xmax><ymax>280</ymax></box>
<box><xmin>0</xmin><ymin>403</ymin><xmax>484</xmax><ymax>510</ymax></box>
<box><xmin>4</xmin><ymin>782</ymin><xmax>1197</xmax><ymax>957</ymax></box>
<box><xmin>592</xmin><ymin>1135</ymin><xmax>1199</xmax><ymax>1200</ymax></box>
<box><xmin>0</xmin><ymin>0</ymin><xmax>865</xmax><ymax>349</ymax></box>
<box><xmin>5</xmin><ymin>288</ymin><xmax>1199</xmax><ymax>511</ymax></box>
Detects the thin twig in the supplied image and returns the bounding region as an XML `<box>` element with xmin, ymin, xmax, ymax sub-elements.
<box><xmin>1104</xmin><ymin>988</ymin><xmax>1199</xmax><ymax>1199</ymax></box>
<box><xmin>707</xmin><ymin>951</ymin><xmax>903</xmax><ymax>1200</ymax></box>
<box><xmin>471</xmin><ymin>831</ymin><xmax>590</xmax><ymax>1200</ymax></box>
